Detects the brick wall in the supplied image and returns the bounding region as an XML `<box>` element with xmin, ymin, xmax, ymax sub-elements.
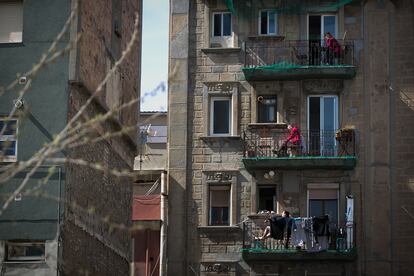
<box><xmin>62</xmin><ymin>0</ymin><xmax>141</xmax><ymax>274</ymax></box>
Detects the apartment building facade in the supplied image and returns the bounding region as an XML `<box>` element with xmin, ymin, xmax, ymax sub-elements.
<box><xmin>132</xmin><ymin>111</ymin><xmax>168</xmax><ymax>276</ymax></box>
<box><xmin>0</xmin><ymin>0</ymin><xmax>141</xmax><ymax>275</ymax></box>
<box><xmin>168</xmin><ymin>0</ymin><xmax>414</xmax><ymax>275</ymax></box>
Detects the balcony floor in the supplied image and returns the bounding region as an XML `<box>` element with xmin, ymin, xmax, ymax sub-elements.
<box><xmin>242</xmin><ymin>156</ymin><xmax>357</xmax><ymax>171</ymax></box>
<box><xmin>242</xmin><ymin>248</ymin><xmax>357</xmax><ymax>262</ymax></box>
<box><xmin>242</xmin><ymin>65</ymin><xmax>356</xmax><ymax>81</ymax></box>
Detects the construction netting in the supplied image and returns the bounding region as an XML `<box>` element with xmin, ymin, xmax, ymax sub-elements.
<box><xmin>242</xmin><ymin>62</ymin><xmax>355</xmax><ymax>71</ymax></box>
<box><xmin>225</xmin><ymin>0</ymin><xmax>355</xmax><ymax>16</ymax></box>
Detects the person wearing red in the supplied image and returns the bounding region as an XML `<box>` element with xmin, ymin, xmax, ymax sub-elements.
<box><xmin>284</xmin><ymin>124</ymin><xmax>301</xmax><ymax>157</ymax></box>
<box><xmin>324</xmin><ymin>32</ymin><xmax>342</xmax><ymax>65</ymax></box>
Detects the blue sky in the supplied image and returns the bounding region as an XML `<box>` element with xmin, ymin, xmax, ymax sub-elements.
<box><xmin>140</xmin><ymin>0</ymin><xmax>169</xmax><ymax>111</ymax></box>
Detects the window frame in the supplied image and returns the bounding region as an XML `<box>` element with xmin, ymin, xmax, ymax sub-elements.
<box><xmin>208</xmin><ymin>185</ymin><xmax>231</xmax><ymax>226</ymax></box>
<box><xmin>0</xmin><ymin>118</ymin><xmax>18</xmax><ymax>162</ymax></box>
<box><xmin>307</xmin><ymin>95</ymin><xmax>339</xmax><ymax>156</ymax></box>
<box><xmin>257</xmin><ymin>185</ymin><xmax>277</xmax><ymax>212</ymax></box>
<box><xmin>307</xmin><ymin>14</ymin><xmax>338</xmax><ymax>41</ymax></box>
<box><xmin>0</xmin><ymin>0</ymin><xmax>23</xmax><ymax>44</ymax></box>
<box><xmin>202</xmin><ymin>171</ymin><xmax>237</xmax><ymax>227</ymax></box>
<box><xmin>5</xmin><ymin>241</ymin><xmax>46</xmax><ymax>262</ymax></box>
<box><xmin>257</xmin><ymin>95</ymin><xmax>277</xmax><ymax>123</ymax></box>
<box><xmin>212</xmin><ymin>11</ymin><xmax>232</xmax><ymax>37</ymax></box>
<box><xmin>307</xmin><ymin>183</ymin><xmax>339</xmax><ymax>224</ymax></box>
<box><xmin>203</xmin><ymin>82</ymin><xmax>238</xmax><ymax>138</ymax></box>
<box><xmin>258</xmin><ymin>10</ymin><xmax>278</xmax><ymax>36</ymax></box>
<box><xmin>209</xmin><ymin>96</ymin><xmax>232</xmax><ymax>136</ymax></box>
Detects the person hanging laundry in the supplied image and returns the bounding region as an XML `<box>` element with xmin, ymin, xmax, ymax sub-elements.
<box><xmin>256</xmin><ymin>211</ymin><xmax>291</xmax><ymax>248</ymax></box>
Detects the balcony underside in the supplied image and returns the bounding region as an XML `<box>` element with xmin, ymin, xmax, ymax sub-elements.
<box><xmin>242</xmin><ymin>65</ymin><xmax>356</xmax><ymax>81</ymax></box>
<box><xmin>242</xmin><ymin>156</ymin><xmax>357</xmax><ymax>171</ymax></box>
<box><xmin>242</xmin><ymin>249</ymin><xmax>357</xmax><ymax>262</ymax></box>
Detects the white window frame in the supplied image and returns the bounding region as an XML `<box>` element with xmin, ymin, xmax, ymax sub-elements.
<box><xmin>211</xmin><ymin>12</ymin><xmax>232</xmax><ymax>37</ymax></box>
<box><xmin>258</xmin><ymin>10</ymin><xmax>278</xmax><ymax>36</ymax></box>
<box><xmin>0</xmin><ymin>118</ymin><xmax>18</xmax><ymax>162</ymax></box>
<box><xmin>210</xmin><ymin>97</ymin><xmax>232</xmax><ymax>136</ymax></box>
<box><xmin>307</xmin><ymin>95</ymin><xmax>339</xmax><ymax>131</ymax></box>
<box><xmin>307</xmin><ymin>14</ymin><xmax>338</xmax><ymax>41</ymax></box>
<box><xmin>5</xmin><ymin>241</ymin><xmax>46</xmax><ymax>262</ymax></box>
<box><xmin>0</xmin><ymin>1</ymin><xmax>23</xmax><ymax>44</ymax></box>
<box><xmin>307</xmin><ymin>95</ymin><xmax>339</xmax><ymax>155</ymax></box>
<box><xmin>208</xmin><ymin>185</ymin><xmax>231</xmax><ymax>226</ymax></box>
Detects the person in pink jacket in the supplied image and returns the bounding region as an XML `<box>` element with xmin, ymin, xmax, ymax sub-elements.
<box><xmin>284</xmin><ymin>124</ymin><xmax>301</xmax><ymax>157</ymax></box>
<box><xmin>324</xmin><ymin>32</ymin><xmax>342</xmax><ymax>65</ymax></box>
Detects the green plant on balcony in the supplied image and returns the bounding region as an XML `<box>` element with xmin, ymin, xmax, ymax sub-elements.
<box><xmin>335</xmin><ymin>125</ymin><xmax>355</xmax><ymax>141</ymax></box>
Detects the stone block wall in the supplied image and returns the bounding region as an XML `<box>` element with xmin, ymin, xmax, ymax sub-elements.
<box><xmin>171</xmin><ymin>0</ymin><xmax>414</xmax><ymax>275</ymax></box>
<box><xmin>390</xmin><ymin>0</ymin><xmax>414</xmax><ymax>275</ymax></box>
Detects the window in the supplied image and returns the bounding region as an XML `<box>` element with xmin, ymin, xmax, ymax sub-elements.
<box><xmin>6</xmin><ymin>241</ymin><xmax>45</xmax><ymax>262</ymax></box>
<box><xmin>210</xmin><ymin>97</ymin><xmax>232</xmax><ymax>136</ymax></box>
<box><xmin>307</xmin><ymin>96</ymin><xmax>338</xmax><ymax>156</ymax></box>
<box><xmin>258</xmin><ymin>96</ymin><xmax>277</xmax><ymax>123</ymax></box>
<box><xmin>209</xmin><ymin>186</ymin><xmax>230</xmax><ymax>226</ymax></box>
<box><xmin>212</xmin><ymin>12</ymin><xmax>231</xmax><ymax>37</ymax></box>
<box><xmin>308</xmin><ymin>14</ymin><xmax>337</xmax><ymax>41</ymax></box>
<box><xmin>258</xmin><ymin>186</ymin><xmax>276</xmax><ymax>212</ymax></box>
<box><xmin>0</xmin><ymin>1</ymin><xmax>23</xmax><ymax>43</ymax></box>
<box><xmin>0</xmin><ymin>118</ymin><xmax>18</xmax><ymax>162</ymax></box>
<box><xmin>308</xmin><ymin>185</ymin><xmax>338</xmax><ymax>224</ymax></box>
<box><xmin>259</xmin><ymin>10</ymin><xmax>277</xmax><ymax>35</ymax></box>
<box><xmin>140</xmin><ymin>125</ymin><xmax>167</xmax><ymax>143</ymax></box>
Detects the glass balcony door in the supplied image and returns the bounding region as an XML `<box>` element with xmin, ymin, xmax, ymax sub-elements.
<box><xmin>307</xmin><ymin>95</ymin><xmax>338</xmax><ymax>156</ymax></box>
<box><xmin>308</xmin><ymin>14</ymin><xmax>338</xmax><ymax>65</ymax></box>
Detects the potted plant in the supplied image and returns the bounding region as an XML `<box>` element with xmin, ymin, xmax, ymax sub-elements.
<box><xmin>335</xmin><ymin>125</ymin><xmax>355</xmax><ymax>141</ymax></box>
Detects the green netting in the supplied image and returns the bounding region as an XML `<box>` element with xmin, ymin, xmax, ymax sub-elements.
<box><xmin>225</xmin><ymin>0</ymin><xmax>355</xmax><ymax>15</ymax></box>
<box><xmin>242</xmin><ymin>62</ymin><xmax>355</xmax><ymax>72</ymax></box>
<box><xmin>224</xmin><ymin>0</ymin><xmax>236</xmax><ymax>14</ymax></box>
<box><xmin>242</xmin><ymin>155</ymin><xmax>356</xmax><ymax>159</ymax></box>
<box><xmin>241</xmin><ymin>247</ymin><xmax>356</xmax><ymax>254</ymax></box>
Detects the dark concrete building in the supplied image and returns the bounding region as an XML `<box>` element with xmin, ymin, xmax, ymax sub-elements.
<box><xmin>168</xmin><ymin>0</ymin><xmax>414</xmax><ymax>275</ymax></box>
<box><xmin>0</xmin><ymin>0</ymin><xmax>141</xmax><ymax>275</ymax></box>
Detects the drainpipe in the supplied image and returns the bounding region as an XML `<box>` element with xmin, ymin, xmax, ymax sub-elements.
<box><xmin>159</xmin><ymin>170</ymin><xmax>168</xmax><ymax>276</ymax></box>
<box><xmin>388</xmin><ymin>3</ymin><xmax>396</xmax><ymax>275</ymax></box>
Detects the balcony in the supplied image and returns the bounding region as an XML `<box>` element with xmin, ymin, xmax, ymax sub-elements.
<box><xmin>242</xmin><ymin>128</ymin><xmax>357</xmax><ymax>171</ymax></box>
<box><xmin>242</xmin><ymin>217</ymin><xmax>356</xmax><ymax>262</ymax></box>
<box><xmin>242</xmin><ymin>40</ymin><xmax>356</xmax><ymax>81</ymax></box>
